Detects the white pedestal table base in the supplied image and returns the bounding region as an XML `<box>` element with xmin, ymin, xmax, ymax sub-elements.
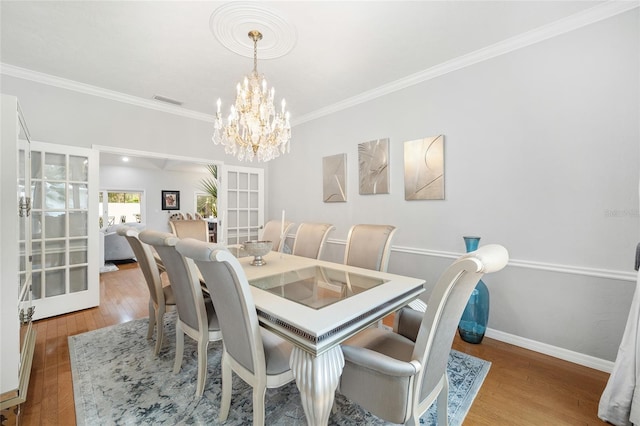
<box><xmin>289</xmin><ymin>345</ymin><xmax>345</xmax><ymax>425</ymax></box>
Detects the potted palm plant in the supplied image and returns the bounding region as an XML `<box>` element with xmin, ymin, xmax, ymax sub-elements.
<box><xmin>198</xmin><ymin>164</ymin><xmax>218</xmax><ymax>218</ymax></box>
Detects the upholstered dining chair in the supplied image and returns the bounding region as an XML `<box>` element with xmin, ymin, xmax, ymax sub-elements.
<box><xmin>117</xmin><ymin>226</ymin><xmax>175</xmax><ymax>355</ymax></box>
<box><xmin>169</xmin><ymin>219</ymin><xmax>209</xmax><ymax>242</ymax></box>
<box><xmin>344</xmin><ymin>224</ymin><xmax>397</xmax><ymax>272</ymax></box>
<box><xmin>139</xmin><ymin>230</ymin><xmax>222</xmax><ymax>397</ymax></box>
<box><xmin>291</xmin><ymin>222</ymin><xmax>335</xmax><ymax>259</ymax></box>
<box><xmin>169</xmin><ymin>212</ymin><xmax>184</xmax><ymax>221</ymax></box>
<box><xmin>176</xmin><ymin>238</ymin><xmax>294</xmax><ymax>425</ymax></box>
<box><xmin>338</xmin><ymin>244</ymin><xmax>509</xmax><ymax>425</ymax></box>
<box><xmin>260</xmin><ymin>220</ymin><xmax>295</xmax><ymax>252</ymax></box>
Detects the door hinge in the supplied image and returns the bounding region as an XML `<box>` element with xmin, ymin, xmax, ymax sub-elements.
<box><xmin>19</xmin><ymin>196</ymin><xmax>31</xmax><ymax>217</ymax></box>
<box><xmin>19</xmin><ymin>306</ymin><xmax>35</xmax><ymax>324</ymax></box>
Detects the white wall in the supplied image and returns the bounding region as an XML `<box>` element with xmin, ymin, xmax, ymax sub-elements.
<box><xmin>0</xmin><ymin>74</ymin><xmax>267</xmax><ymax>172</ymax></box>
<box><xmin>269</xmin><ymin>10</ymin><xmax>639</xmax><ymax>363</ymax></box>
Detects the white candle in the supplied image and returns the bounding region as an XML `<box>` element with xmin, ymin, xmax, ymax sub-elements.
<box><xmin>281</xmin><ymin>210</ymin><xmax>285</xmax><ymax>236</ymax></box>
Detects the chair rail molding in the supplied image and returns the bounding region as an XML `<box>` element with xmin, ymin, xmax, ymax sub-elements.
<box><xmin>326</xmin><ymin>238</ymin><xmax>637</xmax><ymax>283</ymax></box>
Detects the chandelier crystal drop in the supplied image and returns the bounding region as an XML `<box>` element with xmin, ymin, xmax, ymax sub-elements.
<box><xmin>212</xmin><ymin>30</ymin><xmax>291</xmax><ymax>162</ymax></box>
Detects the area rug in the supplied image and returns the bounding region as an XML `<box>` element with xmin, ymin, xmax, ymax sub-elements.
<box><xmin>69</xmin><ymin>312</ymin><xmax>490</xmax><ymax>425</ymax></box>
<box><xmin>99</xmin><ymin>262</ymin><xmax>119</xmax><ymax>273</ymax></box>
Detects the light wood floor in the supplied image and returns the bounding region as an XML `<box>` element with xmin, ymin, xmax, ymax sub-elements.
<box><xmin>18</xmin><ymin>262</ymin><xmax>610</xmax><ymax>425</ymax></box>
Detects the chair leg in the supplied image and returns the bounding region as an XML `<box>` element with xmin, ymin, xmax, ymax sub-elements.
<box><xmin>173</xmin><ymin>321</ymin><xmax>184</xmax><ymax>374</ymax></box>
<box><xmin>252</xmin><ymin>384</ymin><xmax>267</xmax><ymax>426</ymax></box>
<box><xmin>195</xmin><ymin>338</ymin><xmax>209</xmax><ymax>397</ymax></box>
<box><xmin>437</xmin><ymin>375</ymin><xmax>449</xmax><ymax>426</ymax></box>
<box><xmin>154</xmin><ymin>305</ymin><xmax>165</xmax><ymax>355</ymax></box>
<box><xmin>219</xmin><ymin>352</ymin><xmax>232</xmax><ymax>422</ymax></box>
<box><xmin>147</xmin><ymin>299</ymin><xmax>155</xmax><ymax>340</ymax></box>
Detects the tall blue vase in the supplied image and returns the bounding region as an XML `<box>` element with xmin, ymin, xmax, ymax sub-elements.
<box><xmin>458</xmin><ymin>236</ymin><xmax>489</xmax><ymax>344</ymax></box>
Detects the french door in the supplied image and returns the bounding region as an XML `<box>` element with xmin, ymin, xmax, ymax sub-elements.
<box><xmin>29</xmin><ymin>141</ymin><xmax>99</xmax><ymax>320</ymax></box>
<box><xmin>220</xmin><ymin>165</ymin><xmax>264</xmax><ymax>245</ymax></box>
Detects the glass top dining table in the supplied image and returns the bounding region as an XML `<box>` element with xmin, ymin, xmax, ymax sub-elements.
<box><xmin>220</xmin><ymin>248</ymin><xmax>425</xmax><ymax>425</ymax></box>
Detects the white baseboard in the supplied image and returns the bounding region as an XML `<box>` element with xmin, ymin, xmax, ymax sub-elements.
<box><xmin>485</xmin><ymin>328</ymin><xmax>614</xmax><ymax>373</ymax></box>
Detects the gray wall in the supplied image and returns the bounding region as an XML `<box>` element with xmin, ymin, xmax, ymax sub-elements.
<box><xmin>1</xmin><ymin>9</ymin><xmax>637</xmax><ymax>365</ymax></box>
<box><xmin>269</xmin><ymin>10</ymin><xmax>639</xmax><ymax>363</ymax></box>
<box><xmin>0</xmin><ymin>74</ymin><xmax>266</xmax><ymax>170</ymax></box>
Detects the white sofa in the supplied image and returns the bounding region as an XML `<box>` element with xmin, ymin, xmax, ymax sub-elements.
<box><xmin>102</xmin><ymin>222</ymin><xmax>146</xmax><ymax>262</ymax></box>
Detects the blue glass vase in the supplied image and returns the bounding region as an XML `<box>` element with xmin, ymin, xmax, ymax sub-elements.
<box><xmin>458</xmin><ymin>236</ymin><xmax>490</xmax><ymax>344</ymax></box>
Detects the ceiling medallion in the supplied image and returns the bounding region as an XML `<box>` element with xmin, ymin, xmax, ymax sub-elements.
<box><xmin>209</xmin><ymin>2</ymin><xmax>297</xmax><ymax>60</ymax></box>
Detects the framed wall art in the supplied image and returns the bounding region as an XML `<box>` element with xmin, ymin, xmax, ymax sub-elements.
<box><xmin>358</xmin><ymin>138</ymin><xmax>390</xmax><ymax>195</ymax></box>
<box><xmin>404</xmin><ymin>135</ymin><xmax>445</xmax><ymax>200</ymax></box>
<box><xmin>322</xmin><ymin>154</ymin><xmax>347</xmax><ymax>202</ymax></box>
<box><xmin>161</xmin><ymin>190</ymin><xmax>180</xmax><ymax>210</ymax></box>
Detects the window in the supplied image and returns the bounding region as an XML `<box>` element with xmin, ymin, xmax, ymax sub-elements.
<box><xmin>99</xmin><ymin>191</ymin><xmax>143</xmax><ymax>228</ymax></box>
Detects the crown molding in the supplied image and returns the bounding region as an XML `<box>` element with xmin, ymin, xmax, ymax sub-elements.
<box><xmin>292</xmin><ymin>0</ymin><xmax>639</xmax><ymax>126</ymax></box>
<box><xmin>1</xmin><ymin>1</ymin><xmax>636</xmax><ymax>126</ymax></box>
<box><xmin>0</xmin><ymin>63</ymin><xmax>216</xmax><ymax>123</ymax></box>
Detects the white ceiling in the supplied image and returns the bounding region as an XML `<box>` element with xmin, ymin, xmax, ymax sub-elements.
<box><xmin>0</xmin><ymin>1</ymin><xmax>615</xmax><ymax>170</ymax></box>
<box><xmin>98</xmin><ymin>152</ymin><xmax>211</xmax><ymax>173</ymax></box>
<box><xmin>1</xmin><ymin>1</ymin><xmax>606</xmax><ymax>119</ymax></box>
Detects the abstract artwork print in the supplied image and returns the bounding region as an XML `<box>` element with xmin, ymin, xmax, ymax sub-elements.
<box><xmin>404</xmin><ymin>135</ymin><xmax>445</xmax><ymax>200</ymax></box>
<box><xmin>323</xmin><ymin>153</ymin><xmax>347</xmax><ymax>202</ymax></box>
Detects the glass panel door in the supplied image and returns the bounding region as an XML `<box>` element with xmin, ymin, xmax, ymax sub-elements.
<box><xmin>222</xmin><ymin>165</ymin><xmax>264</xmax><ymax>245</ymax></box>
<box><xmin>30</xmin><ymin>141</ymin><xmax>98</xmax><ymax>320</ymax></box>
<box><xmin>18</xmin><ymin>136</ymin><xmax>32</xmax><ymax>322</ymax></box>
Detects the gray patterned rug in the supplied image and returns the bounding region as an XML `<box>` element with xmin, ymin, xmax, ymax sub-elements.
<box><xmin>69</xmin><ymin>312</ymin><xmax>490</xmax><ymax>425</ymax></box>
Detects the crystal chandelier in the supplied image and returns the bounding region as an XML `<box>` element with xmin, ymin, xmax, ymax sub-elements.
<box><xmin>212</xmin><ymin>30</ymin><xmax>291</xmax><ymax>162</ymax></box>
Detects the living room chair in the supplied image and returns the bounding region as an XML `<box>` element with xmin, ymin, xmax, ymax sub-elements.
<box><xmin>117</xmin><ymin>226</ymin><xmax>175</xmax><ymax>355</ymax></box>
<box><xmin>260</xmin><ymin>220</ymin><xmax>295</xmax><ymax>252</ymax></box>
<box><xmin>344</xmin><ymin>224</ymin><xmax>397</xmax><ymax>272</ymax></box>
<box><xmin>169</xmin><ymin>219</ymin><xmax>209</xmax><ymax>242</ymax></box>
<box><xmin>338</xmin><ymin>244</ymin><xmax>509</xmax><ymax>425</ymax></box>
<box><xmin>139</xmin><ymin>230</ymin><xmax>222</xmax><ymax>397</ymax></box>
<box><xmin>176</xmin><ymin>238</ymin><xmax>294</xmax><ymax>425</ymax></box>
<box><xmin>291</xmin><ymin>222</ymin><xmax>335</xmax><ymax>259</ymax></box>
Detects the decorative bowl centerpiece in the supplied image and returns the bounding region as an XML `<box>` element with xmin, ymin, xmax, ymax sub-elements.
<box><xmin>242</xmin><ymin>240</ymin><xmax>273</xmax><ymax>266</ymax></box>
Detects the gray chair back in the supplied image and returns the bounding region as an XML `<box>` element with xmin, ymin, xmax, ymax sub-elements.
<box><xmin>176</xmin><ymin>239</ymin><xmax>264</xmax><ymax>375</ymax></box>
<box><xmin>169</xmin><ymin>219</ymin><xmax>209</xmax><ymax>242</ymax></box>
<box><xmin>343</xmin><ymin>224</ymin><xmax>397</xmax><ymax>272</ymax></box>
<box><xmin>118</xmin><ymin>226</ymin><xmax>164</xmax><ymax>306</ymax></box>
<box><xmin>291</xmin><ymin>222</ymin><xmax>335</xmax><ymax>259</ymax></box>
<box><xmin>260</xmin><ymin>220</ymin><xmax>294</xmax><ymax>252</ymax></box>
<box><xmin>340</xmin><ymin>244</ymin><xmax>508</xmax><ymax>424</ymax></box>
<box><xmin>414</xmin><ymin>244</ymin><xmax>509</xmax><ymax>406</ymax></box>
<box><xmin>139</xmin><ymin>230</ymin><xmax>204</xmax><ymax>333</ymax></box>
